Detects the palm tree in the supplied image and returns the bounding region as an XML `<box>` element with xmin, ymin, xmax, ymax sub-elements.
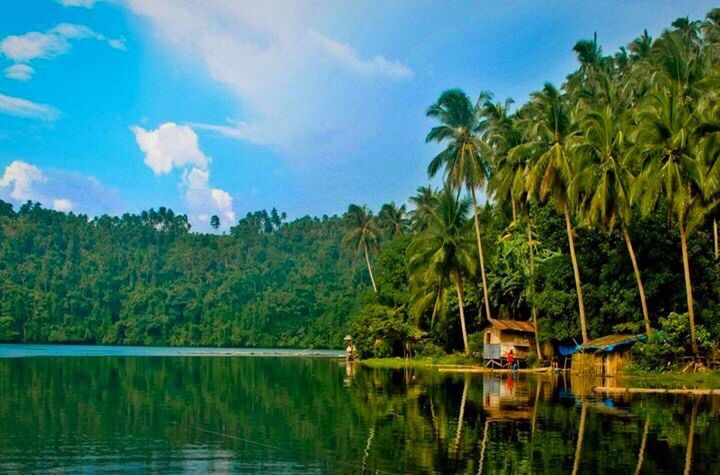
<box><xmin>571</xmin><ymin>101</ymin><xmax>652</xmax><ymax>335</ymax></box>
<box><xmin>515</xmin><ymin>83</ymin><xmax>590</xmax><ymax>343</ymax></box>
<box><xmin>378</xmin><ymin>201</ymin><xmax>409</xmax><ymax>237</ymax></box>
<box><xmin>409</xmin><ymin>185</ymin><xmax>437</xmax><ymax>231</ymax></box>
<box><xmin>632</xmin><ymin>91</ymin><xmax>707</xmax><ymax>360</ymax></box>
<box><xmin>426</xmin><ymin>88</ymin><xmax>493</xmax><ymax>322</ymax></box>
<box><xmin>407</xmin><ymin>187</ymin><xmax>477</xmax><ymax>353</ymax></box>
<box><xmin>632</xmin><ymin>29</ymin><xmax>718</xmax><ymax>361</ymax></box>
<box><xmin>342</xmin><ymin>204</ymin><xmax>381</xmax><ymax>293</ymax></box>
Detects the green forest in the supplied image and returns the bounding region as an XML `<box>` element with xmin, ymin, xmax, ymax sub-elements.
<box><xmin>3</xmin><ymin>10</ymin><xmax>720</xmax><ymax>368</ymax></box>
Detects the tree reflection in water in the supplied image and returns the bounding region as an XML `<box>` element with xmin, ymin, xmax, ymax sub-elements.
<box><xmin>0</xmin><ymin>357</ymin><xmax>718</xmax><ymax>474</ymax></box>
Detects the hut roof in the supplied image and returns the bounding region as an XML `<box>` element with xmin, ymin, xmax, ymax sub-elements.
<box><xmin>487</xmin><ymin>318</ymin><xmax>536</xmax><ymax>333</ymax></box>
<box><xmin>579</xmin><ymin>334</ymin><xmax>646</xmax><ymax>353</ymax></box>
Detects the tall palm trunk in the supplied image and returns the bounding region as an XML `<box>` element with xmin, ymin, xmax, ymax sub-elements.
<box><xmin>622</xmin><ymin>223</ymin><xmax>651</xmax><ymax>335</ymax></box>
<box><xmin>511</xmin><ymin>197</ymin><xmax>518</xmax><ymax>224</ymax></box>
<box><xmin>470</xmin><ymin>187</ymin><xmax>492</xmax><ymax>321</ymax></box>
<box><xmin>527</xmin><ymin>216</ymin><xmax>543</xmax><ymax>359</ymax></box>
<box><xmin>454</xmin><ymin>266</ymin><xmax>470</xmax><ymax>354</ymax></box>
<box><xmin>564</xmin><ymin>204</ymin><xmax>589</xmax><ymax>344</ymax></box>
<box><xmin>678</xmin><ymin>220</ymin><xmax>700</xmax><ymax>360</ymax></box>
<box><xmin>363</xmin><ymin>242</ymin><xmax>378</xmax><ymax>293</ymax></box>
<box><xmin>714</xmin><ymin>218</ymin><xmax>718</xmax><ymax>260</ymax></box>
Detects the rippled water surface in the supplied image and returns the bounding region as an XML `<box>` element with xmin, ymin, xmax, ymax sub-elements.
<box><xmin>1</xmin><ymin>345</ymin><xmax>719</xmax><ymax>474</ymax></box>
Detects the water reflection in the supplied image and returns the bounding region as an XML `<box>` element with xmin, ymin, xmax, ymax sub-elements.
<box><xmin>0</xmin><ymin>357</ymin><xmax>718</xmax><ymax>474</ymax></box>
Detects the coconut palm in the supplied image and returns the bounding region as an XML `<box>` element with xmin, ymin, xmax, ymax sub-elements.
<box><xmin>514</xmin><ymin>83</ymin><xmax>589</xmax><ymax>343</ymax></box>
<box><xmin>409</xmin><ymin>185</ymin><xmax>437</xmax><ymax>231</ymax></box>
<box><xmin>570</xmin><ymin>103</ymin><xmax>652</xmax><ymax>335</ymax></box>
<box><xmin>632</xmin><ymin>91</ymin><xmax>707</xmax><ymax>359</ymax></box>
<box><xmin>407</xmin><ymin>187</ymin><xmax>477</xmax><ymax>353</ymax></box>
<box><xmin>378</xmin><ymin>201</ymin><xmax>410</xmax><ymax>237</ymax></box>
<box><xmin>426</xmin><ymin>88</ymin><xmax>493</xmax><ymax>322</ymax></box>
<box><xmin>632</xmin><ymin>29</ymin><xmax>720</xmax><ymax>361</ymax></box>
<box><xmin>342</xmin><ymin>204</ymin><xmax>381</xmax><ymax>293</ymax></box>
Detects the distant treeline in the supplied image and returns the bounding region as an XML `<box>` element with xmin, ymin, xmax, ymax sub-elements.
<box><xmin>0</xmin><ymin>201</ymin><xmax>363</xmax><ymax>348</ymax></box>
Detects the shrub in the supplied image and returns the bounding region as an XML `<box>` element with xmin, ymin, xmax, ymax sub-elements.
<box><xmin>468</xmin><ymin>332</ymin><xmax>485</xmax><ymax>361</ymax></box>
<box><xmin>416</xmin><ymin>340</ymin><xmax>446</xmax><ymax>360</ymax></box>
<box><xmin>632</xmin><ymin>312</ymin><xmax>713</xmax><ymax>371</ymax></box>
<box><xmin>349</xmin><ymin>304</ymin><xmax>418</xmax><ymax>358</ymax></box>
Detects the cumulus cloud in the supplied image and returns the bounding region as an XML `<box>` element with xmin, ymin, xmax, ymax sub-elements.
<box><xmin>0</xmin><ymin>160</ymin><xmax>122</xmax><ymax>215</ymax></box>
<box><xmin>52</xmin><ymin>198</ymin><xmax>74</xmax><ymax>212</ymax></box>
<box><xmin>131</xmin><ymin>122</ymin><xmax>209</xmax><ymax>175</ymax></box>
<box><xmin>132</xmin><ymin>123</ymin><xmax>235</xmax><ymax>231</ymax></box>
<box><xmin>0</xmin><ymin>23</ymin><xmax>125</xmax><ymax>80</ymax></box>
<box><xmin>125</xmin><ymin>0</ymin><xmax>413</xmax><ymax>159</ymax></box>
<box><xmin>0</xmin><ymin>161</ymin><xmax>47</xmax><ymax>201</ymax></box>
<box><xmin>0</xmin><ymin>93</ymin><xmax>60</xmax><ymax>121</ymax></box>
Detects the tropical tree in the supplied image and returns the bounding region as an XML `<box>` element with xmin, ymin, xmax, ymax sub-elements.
<box><xmin>342</xmin><ymin>204</ymin><xmax>381</xmax><ymax>293</ymax></box>
<box><xmin>407</xmin><ymin>187</ymin><xmax>477</xmax><ymax>353</ymax></box>
<box><xmin>570</xmin><ymin>102</ymin><xmax>652</xmax><ymax>335</ymax></box>
<box><xmin>514</xmin><ymin>83</ymin><xmax>590</xmax><ymax>343</ymax></box>
<box><xmin>210</xmin><ymin>215</ymin><xmax>220</xmax><ymax>230</ymax></box>
<box><xmin>426</xmin><ymin>88</ymin><xmax>493</xmax><ymax>322</ymax></box>
<box><xmin>409</xmin><ymin>186</ymin><xmax>437</xmax><ymax>231</ymax></box>
<box><xmin>631</xmin><ymin>29</ymin><xmax>720</xmax><ymax>362</ymax></box>
<box><xmin>378</xmin><ymin>202</ymin><xmax>410</xmax><ymax>237</ymax></box>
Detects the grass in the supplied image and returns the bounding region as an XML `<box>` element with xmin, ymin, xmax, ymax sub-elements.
<box><xmin>361</xmin><ymin>354</ymin><xmax>480</xmax><ymax>369</ymax></box>
<box><xmin>620</xmin><ymin>368</ymin><xmax>720</xmax><ymax>388</ymax></box>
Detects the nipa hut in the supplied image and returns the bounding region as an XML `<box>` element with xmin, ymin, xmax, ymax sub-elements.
<box><xmin>571</xmin><ymin>334</ymin><xmax>647</xmax><ymax>376</ymax></box>
<box><xmin>482</xmin><ymin>319</ymin><xmax>537</xmax><ymax>366</ymax></box>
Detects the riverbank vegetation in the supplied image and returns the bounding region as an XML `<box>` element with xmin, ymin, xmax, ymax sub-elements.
<box><xmin>349</xmin><ymin>10</ymin><xmax>720</xmax><ymax>370</ymax></box>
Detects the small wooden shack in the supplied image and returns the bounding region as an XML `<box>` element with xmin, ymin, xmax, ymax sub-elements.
<box><xmin>571</xmin><ymin>334</ymin><xmax>646</xmax><ymax>376</ymax></box>
<box><xmin>482</xmin><ymin>318</ymin><xmax>537</xmax><ymax>364</ymax></box>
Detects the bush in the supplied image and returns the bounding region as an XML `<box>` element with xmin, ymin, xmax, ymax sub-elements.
<box><xmin>468</xmin><ymin>332</ymin><xmax>484</xmax><ymax>361</ymax></box>
<box><xmin>632</xmin><ymin>312</ymin><xmax>713</xmax><ymax>371</ymax></box>
<box><xmin>416</xmin><ymin>340</ymin><xmax>446</xmax><ymax>360</ymax></box>
<box><xmin>349</xmin><ymin>304</ymin><xmax>419</xmax><ymax>358</ymax></box>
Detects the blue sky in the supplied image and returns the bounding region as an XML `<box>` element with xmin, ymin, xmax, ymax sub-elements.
<box><xmin>0</xmin><ymin>0</ymin><xmax>716</xmax><ymax>231</ymax></box>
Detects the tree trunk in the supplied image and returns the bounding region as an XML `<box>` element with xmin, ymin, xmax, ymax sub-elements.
<box><xmin>527</xmin><ymin>218</ymin><xmax>543</xmax><ymax>360</ymax></box>
<box><xmin>470</xmin><ymin>187</ymin><xmax>492</xmax><ymax>321</ymax></box>
<box><xmin>622</xmin><ymin>224</ymin><xmax>651</xmax><ymax>335</ymax></box>
<box><xmin>511</xmin><ymin>197</ymin><xmax>518</xmax><ymax>224</ymax></box>
<box><xmin>454</xmin><ymin>266</ymin><xmax>470</xmax><ymax>354</ymax></box>
<box><xmin>364</xmin><ymin>243</ymin><xmax>378</xmax><ymax>293</ymax></box>
<box><xmin>679</xmin><ymin>220</ymin><xmax>700</xmax><ymax>360</ymax></box>
<box><xmin>714</xmin><ymin>218</ymin><xmax>718</xmax><ymax>260</ymax></box>
<box><xmin>564</xmin><ymin>204</ymin><xmax>589</xmax><ymax>344</ymax></box>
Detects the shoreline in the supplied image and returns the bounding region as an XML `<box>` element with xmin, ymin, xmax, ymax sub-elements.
<box><xmin>360</xmin><ymin>357</ymin><xmax>720</xmax><ymax>388</ymax></box>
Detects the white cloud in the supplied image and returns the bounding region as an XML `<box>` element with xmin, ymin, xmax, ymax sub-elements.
<box><xmin>124</xmin><ymin>0</ymin><xmax>413</xmax><ymax>158</ymax></box>
<box><xmin>3</xmin><ymin>64</ymin><xmax>34</xmax><ymax>81</ymax></box>
<box><xmin>0</xmin><ymin>93</ymin><xmax>60</xmax><ymax>121</ymax></box>
<box><xmin>0</xmin><ymin>160</ymin><xmax>123</xmax><ymax>215</ymax></box>
<box><xmin>308</xmin><ymin>31</ymin><xmax>413</xmax><ymax>79</ymax></box>
<box><xmin>56</xmin><ymin>0</ymin><xmax>99</xmax><ymax>8</ymax></box>
<box><xmin>52</xmin><ymin>198</ymin><xmax>74</xmax><ymax>212</ymax></box>
<box><xmin>0</xmin><ymin>161</ymin><xmax>47</xmax><ymax>201</ymax></box>
<box><xmin>133</xmin><ymin>123</ymin><xmax>235</xmax><ymax>231</ymax></box>
<box><xmin>131</xmin><ymin>122</ymin><xmax>209</xmax><ymax>175</ymax></box>
<box><xmin>0</xmin><ymin>23</ymin><xmax>125</xmax><ymax>80</ymax></box>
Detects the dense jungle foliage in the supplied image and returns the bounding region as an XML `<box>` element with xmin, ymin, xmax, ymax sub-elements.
<box><xmin>0</xmin><ymin>203</ymin><xmax>363</xmax><ymax>348</ymax></box>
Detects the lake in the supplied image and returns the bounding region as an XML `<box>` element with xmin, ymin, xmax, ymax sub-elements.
<box><xmin>1</xmin><ymin>345</ymin><xmax>718</xmax><ymax>474</ymax></box>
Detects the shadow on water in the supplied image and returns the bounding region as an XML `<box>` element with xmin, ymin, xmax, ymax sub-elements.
<box><xmin>0</xmin><ymin>356</ymin><xmax>719</xmax><ymax>474</ymax></box>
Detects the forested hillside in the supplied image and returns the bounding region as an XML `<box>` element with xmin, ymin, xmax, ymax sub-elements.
<box><xmin>0</xmin><ymin>201</ymin><xmax>364</xmax><ymax>348</ymax></box>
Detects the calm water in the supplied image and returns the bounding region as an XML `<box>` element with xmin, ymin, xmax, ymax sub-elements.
<box><xmin>1</xmin><ymin>346</ymin><xmax>719</xmax><ymax>474</ymax></box>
